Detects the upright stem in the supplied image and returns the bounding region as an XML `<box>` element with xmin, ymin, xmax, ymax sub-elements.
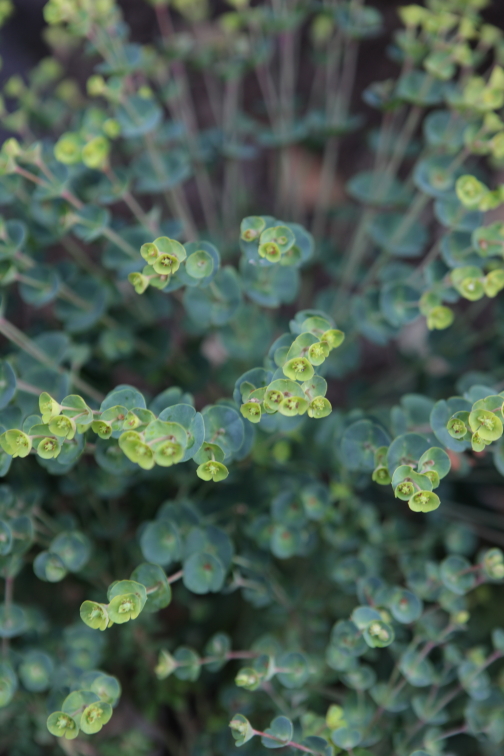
<box><xmin>1</xmin><ymin>576</ymin><xmax>13</xmax><ymax>657</ymax></box>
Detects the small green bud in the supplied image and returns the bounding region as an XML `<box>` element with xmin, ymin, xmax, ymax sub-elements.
<box><xmin>408</xmin><ymin>490</ymin><xmax>440</xmax><ymax>513</ymax></box>
<box><xmin>87</xmin><ymin>75</ymin><xmax>107</xmax><ymax>97</ymax></box>
<box><xmin>310</xmin><ymin>14</ymin><xmax>334</xmax><ymax>46</ymax></box>
<box><xmin>308</xmin><ymin>396</ymin><xmax>332</xmax><ymax>419</ymax></box>
<box><xmin>282</xmin><ymin>357</ymin><xmax>314</xmax><ymax>382</ymax></box>
<box><xmin>240</xmin><ymin>401</ymin><xmax>262</xmax><ymax>423</ymax></box>
<box><xmin>54</xmin><ymin>132</ymin><xmax>83</xmax><ymax>165</ymax></box>
<box><xmin>2</xmin><ymin>138</ymin><xmax>21</xmax><ymax>158</ymax></box>
<box><xmin>155</xmin><ymin>650</ymin><xmax>177</xmax><ymax>679</ymax></box>
<box><xmin>103</xmin><ymin>118</ymin><xmax>121</xmax><ymax>138</ymax></box>
<box><xmin>398</xmin><ymin>4</ymin><xmax>426</xmax><ymax>27</ymax></box>
<box><xmin>196</xmin><ymin>460</ymin><xmax>229</xmax><ymax>482</ymax></box>
<box><xmin>128</xmin><ymin>272</ymin><xmax>149</xmax><ymax>294</ymax></box>
<box><xmin>0</xmin><ymin>0</ymin><xmax>13</xmax><ymax>26</ymax></box>
<box><xmin>82</xmin><ymin>135</ymin><xmax>110</xmax><ymax>169</ymax></box>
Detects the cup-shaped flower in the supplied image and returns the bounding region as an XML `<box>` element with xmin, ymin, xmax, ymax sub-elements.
<box><xmin>108</xmin><ymin>593</ymin><xmax>145</xmax><ymax>624</ymax></box>
<box><xmin>91</xmin><ymin>419</ymin><xmax>113</xmax><ymax>439</ymax></box>
<box><xmin>308</xmin><ymin>397</ymin><xmax>332</xmax><ymax>419</ymax></box>
<box><xmin>39</xmin><ymin>392</ymin><xmax>61</xmax><ymax>423</ymax></box>
<box><xmin>54</xmin><ymin>132</ymin><xmax>83</xmax><ymax>165</ymax></box>
<box><xmin>153</xmin><ymin>253</ymin><xmax>180</xmax><ymax>276</ymax></box>
<box><xmin>279</xmin><ymin>396</ymin><xmax>309</xmax><ymax>417</ymax></box>
<box><xmin>196</xmin><ymin>461</ymin><xmax>229</xmax><ymax>482</ymax></box>
<box><xmin>363</xmin><ymin>620</ymin><xmax>394</xmax><ymax>648</ymax></box>
<box><xmin>80</xmin><ymin>600</ymin><xmax>110</xmax><ymax>631</ymax></box>
<box><xmin>118</xmin><ymin>431</ymin><xmax>155</xmax><ymax>470</ymax></box>
<box><xmin>240</xmin><ymin>215</ymin><xmax>265</xmax><ymax>241</ymax></box>
<box><xmin>471</xmin><ymin>431</ymin><xmax>488</xmax><ymax>452</ymax></box>
<box><xmin>260</xmin><ymin>225</ymin><xmax>295</xmax><ymax>254</ymax></box>
<box><xmin>484</xmin><ymin>269</ymin><xmax>504</xmax><ymax>297</ymax></box>
<box><xmin>140</xmin><ymin>242</ymin><xmax>160</xmax><ymax>264</ymax></box>
<box><xmin>36</xmin><ymin>437</ymin><xmax>61</xmax><ymax>460</ymax></box>
<box><xmin>308</xmin><ymin>341</ymin><xmax>329</xmax><ymax>366</ymax></box>
<box><xmin>264</xmin><ymin>389</ymin><xmax>284</xmax><ymax>412</ymax></box>
<box><xmin>372</xmin><ymin>466</ymin><xmax>391</xmax><ymax>485</ymax></box>
<box><xmin>258</xmin><ymin>241</ymin><xmax>281</xmax><ymax>263</ymax></box>
<box><xmin>48</xmin><ymin>415</ymin><xmax>76</xmax><ymax>440</ymax></box>
<box><xmin>154</xmin><ymin>440</ymin><xmax>184</xmax><ymax>467</ymax></box>
<box><xmin>458</xmin><ymin>277</ymin><xmax>485</xmax><ymax>301</ymax></box>
<box><xmin>80</xmin><ymin>702</ymin><xmax>113</xmax><ymax>735</ymax></box>
<box><xmin>408</xmin><ymin>490</ymin><xmax>440</xmax><ymax>513</ymax></box>
<box><xmin>235</xmin><ymin>667</ymin><xmax>263</xmax><ymax>691</ymax></box>
<box><xmin>46</xmin><ymin>712</ymin><xmax>79</xmax><ymax>740</ymax></box>
<box><xmin>321</xmin><ymin>329</ymin><xmax>345</xmax><ymax>350</ymax></box>
<box><xmin>282</xmin><ymin>357</ymin><xmax>314</xmax><ymax>382</ymax></box>
<box><xmin>0</xmin><ymin>429</ymin><xmax>32</xmax><ymax>458</ymax></box>
<box><xmin>483</xmin><ymin>548</ymin><xmax>504</xmax><ymax>580</ymax></box>
<box><xmin>426</xmin><ymin>306</ymin><xmax>455</xmax><ymax>330</ymax></box>
<box><xmin>229</xmin><ymin>714</ymin><xmax>254</xmax><ymax>746</ymax></box>
<box><xmin>394</xmin><ymin>481</ymin><xmax>415</xmax><ymax>500</ymax></box>
<box><xmin>128</xmin><ymin>272</ymin><xmax>150</xmax><ymax>294</ymax></box>
<box><xmin>186</xmin><ymin>250</ymin><xmax>214</xmax><ymax>279</ymax></box>
<box><xmin>456</xmin><ymin>174</ymin><xmax>488</xmax><ymax>209</ymax></box>
<box><xmin>424</xmin><ymin>469</ymin><xmax>440</xmax><ymax>488</ymax></box>
<box><xmin>240</xmin><ymin>401</ymin><xmax>262</xmax><ymax>423</ymax></box>
<box><xmin>82</xmin><ymin>136</ymin><xmax>110</xmax><ymax>169</ymax></box>
<box><xmin>447</xmin><ymin>417</ymin><xmax>467</xmax><ymax>439</ymax></box>
<box><xmin>469</xmin><ymin>408</ymin><xmax>503</xmax><ymax>441</ymax></box>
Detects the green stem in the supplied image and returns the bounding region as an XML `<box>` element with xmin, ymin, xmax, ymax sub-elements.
<box><xmin>1</xmin><ymin>575</ymin><xmax>13</xmax><ymax>657</ymax></box>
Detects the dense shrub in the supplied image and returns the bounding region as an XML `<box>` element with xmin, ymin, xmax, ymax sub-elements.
<box><xmin>1</xmin><ymin>0</ymin><xmax>504</xmax><ymax>753</ymax></box>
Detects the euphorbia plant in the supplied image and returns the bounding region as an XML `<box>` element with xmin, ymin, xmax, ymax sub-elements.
<box><xmin>2</xmin><ymin>0</ymin><xmax>504</xmax><ymax>753</ymax></box>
